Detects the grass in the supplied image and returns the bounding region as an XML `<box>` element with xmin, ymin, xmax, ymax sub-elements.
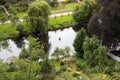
<box><xmin>49</xmin><ymin>14</ymin><xmax>73</xmax><ymax>25</ymax></box>
<box><xmin>50</xmin><ymin>3</ymin><xmax>79</xmax><ymax>11</ymax></box>
<box><xmin>48</xmin><ymin>14</ymin><xmax>74</xmax><ymax>29</ymax></box>
<box><xmin>16</xmin><ymin>3</ymin><xmax>79</xmax><ymax>18</ymax></box>
<box><xmin>17</xmin><ymin>12</ymin><xmax>27</xmax><ymax>18</ymax></box>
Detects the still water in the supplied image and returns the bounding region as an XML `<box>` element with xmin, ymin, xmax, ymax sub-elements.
<box><xmin>0</xmin><ymin>27</ymin><xmax>76</xmax><ymax>61</ymax></box>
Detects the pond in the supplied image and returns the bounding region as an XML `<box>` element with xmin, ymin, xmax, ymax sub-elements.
<box><xmin>0</xmin><ymin>27</ymin><xmax>77</xmax><ymax>61</ymax></box>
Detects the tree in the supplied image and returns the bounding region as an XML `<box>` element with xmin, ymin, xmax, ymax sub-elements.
<box><xmin>87</xmin><ymin>0</ymin><xmax>120</xmax><ymax>48</ymax></box>
<box><xmin>28</xmin><ymin>0</ymin><xmax>50</xmax><ymax>34</ymax></box>
<box><xmin>73</xmin><ymin>0</ymin><xmax>99</xmax><ymax>24</ymax></box>
<box><xmin>82</xmin><ymin>36</ymin><xmax>109</xmax><ymax>69</ymax></box>
<box><xmin>73</xmin><ymin>28</ymin><xmax>88</xmax><ymax>58</ymax></box>
<box><xmin>19</xmin><ymin>37</ymin><xmax>45</xmax><ymax>61</ymax></box>
<box><xmin>40</xmin><ymin>58</ymin><xmax>54</xmax><ymax>80</ymax></box>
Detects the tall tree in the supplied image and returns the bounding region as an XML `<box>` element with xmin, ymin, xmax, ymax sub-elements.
<box><xmin>87</xmin><ymin>0</ymin><xmax>120</xmax><ymax>48</ymax></box>
<box><xmin>19</xmin><ymin>37</ymin><xmax>45</xmax><ymax>61</ymax></box>
<box><xmin>28</xmin><ymin>0</ymin><xmax>50</xmax><ymax>34</ymax></box>
<box><xmin>83</xmin><ymin>36</ymin><xmax>109</xmax><ymax>70</ymax></box>
<box><xmin>73</xmin><ymin>28</ymin><xmax>88</xmax><ymax>58</ymax></box>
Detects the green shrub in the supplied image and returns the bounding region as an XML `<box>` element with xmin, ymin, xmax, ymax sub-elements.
<box><xmin>60</xmin><ymin>61</ymin><xmax>64</xmax><ymax>66</ymax></box>
<box><xmin>0</xmin><ymin>24</ymin><xmax>19</xmax><ymax>40</ymax></box>
<box><xmin>60</xmin><ymin>66</ymin><xmax>67</xmax><ymax>72</ymax></box>
<box><xmin>72</xmin><ymin>72</ymin><xmax>78</xmax><ymax>77</ymax></box>
<box><xmin>82</xmin><ymin>36</ymin><xmax>109</xmax><ymax>72</ymax></box>
<box><xmin>111</xmin><ymin>72</ymin><xmax>120</xmax><ymax>80</ymax></box>
<box><xmin>73</xmin><ymin>28</ymin><xmax>88</xmax><ymax>58</ymax></box>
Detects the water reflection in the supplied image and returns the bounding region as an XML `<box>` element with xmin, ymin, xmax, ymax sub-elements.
<box><xmin>12</xmin><ymin>37</ymin><xmax>26</xmax><ymax>48</ymax></box>
<box><xmin>37</xmin><ymin>32</ymin><xmax>50</xmax><ymax>53</ymax></box>
<box><xmin>48</xmin><ymin>27</ymin><xmax>76</xmax><ymax>55</ymax></box>
<box><xmin>0</xmin><ymin>27</ymin><xmax>77</xmax><ymax>61</ymax></box>
<box><xmin>0</xmin><ymin>39</ymin><xmax>22</xmax><ymax>61</ymax></box>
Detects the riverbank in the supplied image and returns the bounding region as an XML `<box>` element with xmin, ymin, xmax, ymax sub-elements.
<box><xmin>0</xmin><ymin>13</ymin><xmax>77</xmax><ymax>40</ymax></box>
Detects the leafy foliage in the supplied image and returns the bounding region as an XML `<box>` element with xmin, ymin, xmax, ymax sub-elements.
<box><xmin>40</xmin><ymin>58</ymin><xmax>54</xmax><ymax>80</ymax></box>
<box><xmin>73</xmin><ymin>28</ymin><xmax>88</xmax><ymax>58</ymax></box>
<box><xmin>82</xmin><ymin>36</ymin><xmax>109</xmax><ymax>70</ymax></box>
<box><xmin>0</xmin><ymin>25</ymin><xmax>19</xmax><ymax>40</ymax></box>
<box><xmin>88</xmin><ymin>0</ymin><xmax>120</xmax><ymax>48</ymax></box>
<box><xmin>19</xmin><ymin>37</ymin><xmax>45</xmax><ymax>61</ymax></box>
<box><xmin>73</xmin><ymin>0</ymin><xmax>99</xmax><ymax>24</ymax></box>
<box><xmin>28</xmin><ymin>0</ymin><xmax>50</xmax><ymax>34</ymax></box>
<box><xmin>0</xmin><ymin>14</ymin><xmax>8</xmax><ymax>24</ymax></box>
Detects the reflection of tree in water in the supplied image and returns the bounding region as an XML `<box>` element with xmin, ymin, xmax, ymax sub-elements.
<box><xmin>35</xmin><ymin>32</ymin><xmax>50</xmax><ymax>54</ymax></box>
<box><xmin>12</xmin><ymin>32</ymin><xmax>50</xmax><ymax>53</ymax></box>
<box><xmin>39</xmin><ymin>32</ymin><xmax>50</xmax><ymax>53</ymax></box>
<box><xmin>12</xmin><ymin>37</ymin><xmax>25</xmax><ymax>48</ymax></box>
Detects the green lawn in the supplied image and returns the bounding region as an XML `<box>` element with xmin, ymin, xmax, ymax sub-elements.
<box><xmin>16</xmin><ymin>3</ymin><xmax>79</xmax><ymax>18</ymax></box>
<box><xmin>49</xmin><ymin>14</ymin><xmax>73</xmax><ymax>29</ymax></box>
<box><xmin>50</xmin><ymin>3</ymin><xmax>79</xmax><ymax>12</ymax></box>
<box><xmin>51</xmin><ymin>3</ymin><xmax>80</xmax><ymax>14</ymax></box>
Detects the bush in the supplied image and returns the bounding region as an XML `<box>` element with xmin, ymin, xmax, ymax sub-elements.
<box><xmin>73</xmin><ymin>28</ymin><xmax>88</xmax><ymax>58</ymax></box>
<box><xmin>112</xmin><ymin>72</ymin><xmax>120</xmax><ymax>80</ymax></box>
<box><xmin>72</xmin><ymin>72</ymin><xmax>78</xmax><ymax>77</ymax></box>
<box><xmin>60</xmin><ymin>66</ymin><xmax>67</xmax><ymax>72</ymax></box>
<box><xmin>60</xmin><ymin>61</ymin><xmax>64</xmax><ymax>66</ymax></box>
<box><xmin>82</xmin><ymin>36</ymin><xmax>109</xmax><ymax>71</ymax></box>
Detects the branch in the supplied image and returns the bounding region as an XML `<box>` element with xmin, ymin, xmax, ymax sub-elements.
<box><xmin>0</xmin><ymin>5</ymin><xmax>10</xmax><ymax>16</ymax></box>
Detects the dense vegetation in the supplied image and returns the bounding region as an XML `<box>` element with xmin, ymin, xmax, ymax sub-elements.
<box><xmin>0</xmin><ymin>0</ymin><xmax>120</xmax><ymax>80</ymax></box>
<box><xmin>88</xmin><ymin>0</ymin><xmax>120</xmax><ymax>48</ymax></box>
<box><xmin>73</xmin><ymin>0</ymin><xmax>99</xmax><ymax>24</ymax></box>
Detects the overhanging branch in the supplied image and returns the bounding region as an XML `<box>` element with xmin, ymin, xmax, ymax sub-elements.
<box><xmin>0</xmin><ymin>5</ymin><xmax>10</xmax><ymax>16</ymax></box>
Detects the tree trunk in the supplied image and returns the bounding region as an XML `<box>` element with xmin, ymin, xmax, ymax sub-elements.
<box><xmin>0</xmin><ymin>5</ymin><xmax>10</xmax><ymax>16</ymax></box>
